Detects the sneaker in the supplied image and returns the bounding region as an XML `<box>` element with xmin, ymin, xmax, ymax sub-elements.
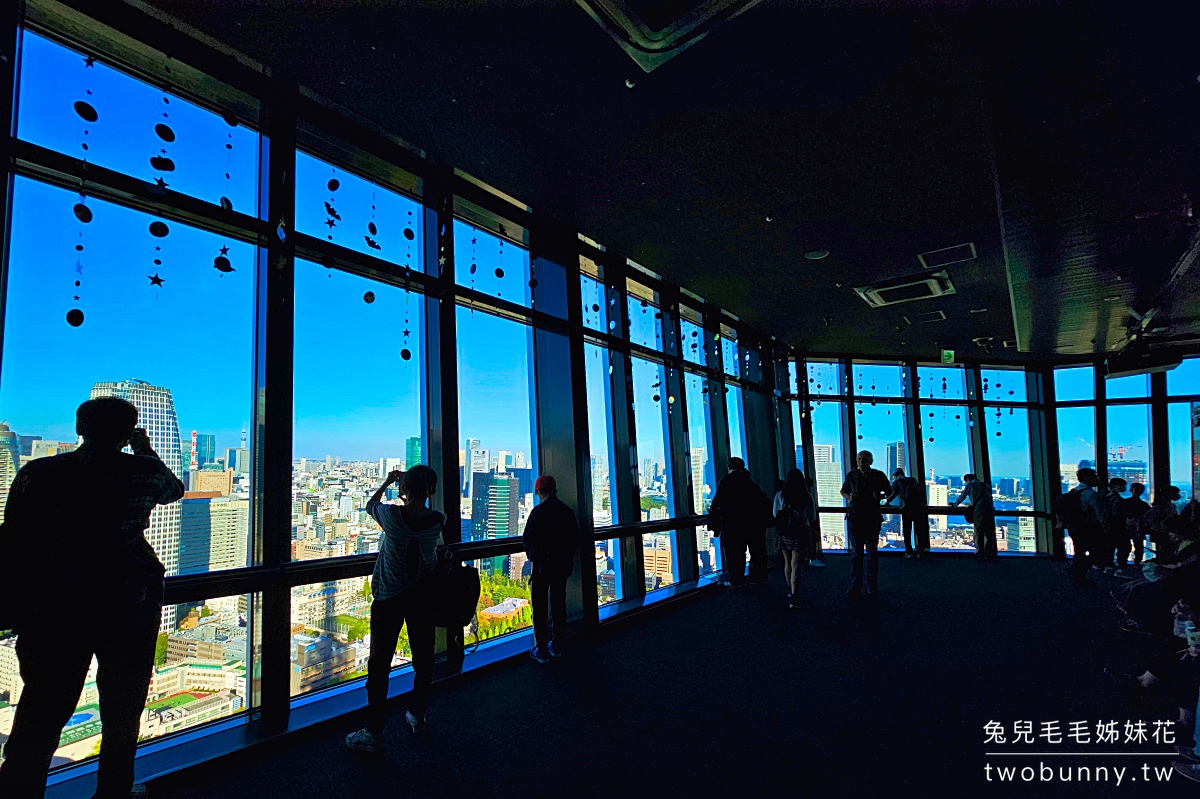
<box><xmin>530</xmin><ymin>645</ymin><xmax>551</xmax><ymax>664</ymax></box>
<box><xmin>346</xmin><ymin>728</ymin><xmax>382</xmax><ymax>752</ymax></box>
<box><xmin>546</xmin><ymin>640</ymin><xmax>563</xmax><ymax>658</ymax></box>
<box><xmin>809</xmin><ymin>559</ymin><xmax>826</xmax><ymax>568</ymax></box>
<box><xmin>722</xmin><ymin>580</ymin><xmax>742</xmax><ymax>589</ymax></box>
<box><xmin>904</xmin><ymin>553</ymin><xmax>916</xmax><ymax>559</ymax></box>
<box><xmin>405</xmin><ymin>711</ymin><xmax>427</xmax><ymax>734</ymax></box>
<box><xmin>1173</xmin><ymin>762</ymin><xmax>1200</xmax><ymax>783</ymax></box>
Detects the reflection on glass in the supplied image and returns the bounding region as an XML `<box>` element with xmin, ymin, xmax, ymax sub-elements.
<box><xmin>296</xmin><ymin>152</ymin><xmax>422</xmax><ymax>268</ymax></box>
<box><xmin>1167</xmin><ymin>357</ymin><xmax>1200</xmax><ymax>397</ymax></box>
<box><xmin>454</xmin><ymin>222</ymin><xmax>531</xmax><ymax>306</ymax></box>
<box><xmin>457</xmin><ymin>307</ymin><xmax>537</xmax><ymax>540</ymax></box>
<box><xmin>293</xmin><ymin>262</ymin><xmax>423</xmax><ymax>561</ymax></box>
<box><xmin>643</xmin><ymin>531</ymin><xmax>676</xmax><ymax>591</ymax></box>
<box><xmin>6</xmin><ymin>594</ymin><xmax>253</xmax><ymax>767</ymax></box>
<box><xmin>1106</xmin><ymin>404</ymin><xmax>1151</xmax><ymax>494</ymax></box>
<box><xmin>1105</xmin><ymin>373</ymin><xmax>1149</xmax><ymax>400</ymax></box>
<box><xmin>981</xmin><ymin>369</ymin><xmax>1026</xmax><ymax>402</ymax></box>
<box><xmin>581</xmin><ymin>274</ymin><xmax>607</xmax><ymax>333</ymax></box>
<box><xmin>917</xmin><ymin>366</ymin><xmax>966</xmax><ymax>400</ymax></box>
<box><xmin>1056</xmin><ymin>406</ymin><xmax>1096</xmax><ymax>491</ymax></box>
<box><xmin>584</xmin><ymin>343</ymin><xmax>618</xmax><ymax>527</ymax></box>
<box><xmin>1054</xmin><ymin>366</ymin><xmax>1094</xmax><ymax>402</ymax></box>
<box><xmin>853</xmin><ymin>364</ymin><xmax>904</xmax><ymax>398</ymax></box>
<box><xmin>1168</xmin><ymin>403</ymin><xmax>1195</xmax><ymax>504</ymax></box>
<box><xmin>631</xmin><ymin>357</ymin><xmax>673</xmax><ymax>520</ymax></box>
<box><xmin>595</xmin><ymin>538</ymin><xmax>623</xmax><ymax>604</ymax></box>
<box><xmin>807</xmin><ymin>360</ymin><xmax>841</xmax><ymax>396</ymax></box>
<box><xmin>18</xmin><ymin>32</ymin><xmax>258</xmax><ymax>212</ymax></box>
<box><xmin>1</xmin><ymin>179</ymin><xmax>255</xmax><ymax>577</ymax></box>
<box><xmin>684</xmin><ymin>373</ymin><xmax>715</xmax><ymax>515</ymax></box>
<box><xmin>726</xmin><ymin>384</ymin><xmax>747</xmax><ymax>463</ymax></box>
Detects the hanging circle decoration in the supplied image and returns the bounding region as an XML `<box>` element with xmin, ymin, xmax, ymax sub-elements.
<box><xmin>73</xmin><ymin>101</ymin><xmax>98</xmax><ymax>123</ymax></box>
<box><xmin>400</xmin><ymin>348</ymin><xmax>412</xmax><ymax>361</ymax></box>
<box><xmin>73</xmin><ymin>203</ymin><xmax>93</xmax><ymax>223</ymax></box>
<box><xmin>66</xmin><ymin>308</ymin><xmax>84</xmax><ymax>327</ymax></box>
<box><xmin>149</xmin><ymin>221</ymin><xmax>169</xmax><ymax>237</ymax></box>
<box><xmin>363</xmin><ymin>291</ymin><xmax>375</xmax><ymax>304</ymax></box>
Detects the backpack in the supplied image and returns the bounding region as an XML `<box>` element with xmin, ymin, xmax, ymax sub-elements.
<box><xmin>1056</xmin><ymin>489</ymin><xmax>1084</xmax><ymax>527</ymax></box>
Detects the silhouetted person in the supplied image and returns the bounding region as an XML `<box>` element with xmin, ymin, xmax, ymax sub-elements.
<box><xmin>1101</xmin><ymin>477</ymin><xmax>1129</xmax><ymax>571</ymax></box>
<box><xmin>840</xmin><ymin>450</ymin><xmax>890</xmax><ymax>600</ymax></box>
<box><xmin>1146</xmin><ymin>486</ymin><xmax>1182</xmax><ymax>559</ymax></box>
<box><xmin>1069</xmin><ymin>467</ymin><xmax>1109</xmax><ymax>583</ymax></box>
<box><xmin>523</xmin><ymin>475</ymin><xmax>579</xmax><ymax>663</ymax></box>
<box><xmin>347</xmin><ymin>465</ymin><xmax>444</xmax><ymax>752</ymax></box>
<box><xmin>710</xmin><ymin>457</ymin><xmax>770</xmax><ymax>589</ymax></box>
<box><xmin>1121</xmin><ymin>482</ymin><xmax>1151</xmax><ymax>567</ymax></box>
<box><xmin>773</xmin><ymin>468</ymin><xmax>816</xmax><ymax>607</ymax></box>
<box><xmin>953</xmin><ymin>473</ymin><xmax>996</xmax><ymax>559</ymax></box>
<box><xmin>805</xmin><ymin>475</ymin><xmax>827</xmax><ymax>567</ymax></box>
<box><xmin>886</xmin><ymin>467</ymin><xmax>929</xmax><ymax>558</ymax></box>
<box><xmin>0</xmin><ymin>397</ymin><xmax>183</xmax><ymax>799</ymax></box>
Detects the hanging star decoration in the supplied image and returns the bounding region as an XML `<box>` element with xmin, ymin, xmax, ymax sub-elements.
<box><xmin>153</xmin><ymin>177</ymin><xmax>169</xmax><ymax>191</ymax></box>
<box><xmin>74</xmin><ymin>260</ymin><xmax>84</xmax><ymax>274</ymax></box>
<box><xmin>83</xmin><ymin>55</ymin><xmax>95</xmax><ymax>68</ymax></box>
<box><xmin>148</xmin><ymin>273</ymin><xmax>165</xmax><ymax>287</ymax></box>
<box><xmin>219</xmin><ymin>246</ymin><xmax>229</xmax><ymax>256</ymax></box>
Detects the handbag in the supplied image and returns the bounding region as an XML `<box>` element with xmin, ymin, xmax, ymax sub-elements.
<box><xmin>423</xmin><ymin>547</ymin><xmax>481</xmax><ymax>631</ymax></box>
<box><xmin>964</xmin><ymin>506</ymin><xmax>975</xmax><ymax>524</ymax></box>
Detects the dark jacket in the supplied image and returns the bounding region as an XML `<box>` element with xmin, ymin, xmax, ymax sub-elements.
<box><xmin>886</xmin><ymin>476</ymin><xmax>926</xmax><ymax>510</ymax></box>
<box><xmin>841</xmin><ymin>468</ymin><xmax>891</xmax><ymax>516</ymax></box>
<box><xmin>522</xmin><ymin>495</ymin><xmax>579</xmax><ymax>576</ymax></box>
<box><xmin>709</xmin><ymin>468</ymin><xmax>771</xmax><ymax>535</ymax></box>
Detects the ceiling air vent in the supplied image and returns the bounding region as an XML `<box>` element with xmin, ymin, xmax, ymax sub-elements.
<box><xmin>910</xmin><ymin>310</ymin><xmax>947</xmax><ymax>324</ymax></box>
<box><xmin>917</xmin><ymin>243</ymin><xmax>977</xmax><ymax>269</ymax></box>
<box><xmin>854</xmin><ymin>269</ymin><xmax>956</xmax><ymax>309</ymax></box>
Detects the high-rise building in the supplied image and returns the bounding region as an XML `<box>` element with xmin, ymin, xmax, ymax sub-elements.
<box><xmin>487</xmin><ymin>475</ymin><xmax>520</xmax><ymax>539</ymax></box>
<box><xmin>468</xmin><ymin>447</ymin><xmax>489</xmax><ymax>499</ymax></box>
<box><xmin>927</xmin><ymin>482</ymin><xmax>949</xmax><ymax>532</ymax></box>
<box><xmin>690</xmin><ymin>447</ymin><xmax>707</xmax><ymax>514</ymax></box>
<box><xmin>886</xmin><ymin>441</ymin><xmax>906</xmax><ymax>476</ymax></box>
<box><xmin>191</xmin><ymin>468</ymin><xmax>234</xmax><ymax>496</ymax></box>
<box><xmin>513</xmin><ymin>451</ymin><xmax>528</xmax><ymax>469</ymax></box>
<box><xmin>194</xmin><ymin>433</ymin><xmax>217</xmax><ymax>469</ymax></box>
<box><xmin>508</xmin><ymin>467</ymin><xmax>535</xmax><ymax>499</ymax></box>
<box><xmin>17</xmin><ymin>434</ymin><xmax>40</xmax><ymax>457</ymax></box>
<box><xmin>0</xmin><ymin>422</ymin><xmax>20</xmax><ymax>525</ymax></box>
<box><xmin>405</xmin><ymin>436</ymin><xmax>422</xmax><ymax>469</ymax></box>
<box><xmin>794</xmin><ymin>445</ymin><xmax>804</xmax><ymax>470</ymax></box>
<box><xmin>497</xmin><ymin>450</ymin><xmax>513</xmax><ymax>473</ymax></box>
<box><xmin>226</xmin><ymin>447</ymin><xmax>251</xmax><ymax>476</ymax></box>
<box><xmin>470</xmin><ymin>470</ymin><xmax>493</xmax><ymax>539</ymax></box>
<box><xmin>1107</xmin><ymin>458</ymin><xmax>1148</xmax><ymax>487</ymax></box>
<box><xmin>91</xmin><ymin>380</ymin><xmax>184</xmax><ymax>631</ymax></box>
<box><xmin>179</xmin><ymin>493</ymin><xmax>250</xmax><ymax>574</ymax></box>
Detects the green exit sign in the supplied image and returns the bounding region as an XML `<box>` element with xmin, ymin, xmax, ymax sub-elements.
<box><xmin>940</xmin><ymin>349</ymin><xmax>955</xmax><ymax>364</ymax></box>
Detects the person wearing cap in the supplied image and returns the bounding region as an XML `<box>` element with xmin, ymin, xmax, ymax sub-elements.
<box><xmin>885</xmin><ymin>467</ymin><xmax>928</xmax><ymax>558</ymax></box>
<box><xmin>522</xmin><ymin>475</ymin><xmax>580</xmax><ymax>663</ymax></box>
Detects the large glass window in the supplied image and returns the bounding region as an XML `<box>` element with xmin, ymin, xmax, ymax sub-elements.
<box><xmin>5</xmin><ymin>593</ymin><xmax>254</xmax><ymax>767</ymax></box>
<box><xmin>853</xmin><ymin>401</ymin><xmax>908</xmax><ymax>477</ymax></box>
<box><xmin>1056</xmin><ymin>406</ymin><xmax>1096</xmax><ymax>491</ymax></box>
<box><xmin>853</xmin><ymin>363</ymin><xmax>904</xmax><ymax>398</ymax></box>
<box><xmin>987</xmin><ymin>407</ymin><xmax>1033</xmax><ymax>507</ymax></box>
<box><xmin>720</xmin><ymin>335</ymin><xmax>740</xmax><ymax>378</ymax></box>
<box><xmin>581</xmin><ymin>273</ymin><xmax>608</xmax><ymax>333</ymax></box>
<box><xmin>630</xmin><ymin>357</ymin><xmax>673</xmax><ymax>520</ymax></box>
<box><xmin>790</xmin><ymin>401</ymin><xmax>804</xmax><ymax>470</ymax></box>
<box><xmin>1167</xmin><ymin>357</ymin><xmax>1200</xmax><ymax>396</ymax></box>
<box><xmin>17</xmin><ymin>32</ymin><xmax>258</xmax><ymax>212</ymax></box>
<box><xmin>917</xmin><ymin>366</ymin><xmax>966</xmax><ymax>401</ymax></box>
<box><xmin>643</xmin><ymin>531</ymin><xmax>676</xmax><ymax>591</ymax></box>
<box><xmin>584</xmin><ymin>343</ymin><xmax>618</xmax><ymax>527</ymax></box>
<box><xmin>457</xmin><ymin>307</ymin><xmax>536</xmax><ymax>540</ymax></box>
<box><xmin>726</xmin><ymin>384</ymin><xmax>746</xmax><ymax>463</ymax></box>
<box><xmin>0</xmin><ymin>180</ymin><xmax>256</xmax><ymax>577</ymax></box>
<box><xmin>1105</xmin><ymin>373</ymin><xmax>1149</xmax><ymax>400</ymax></box>
<box><xmin>290</xmin><ymin>578</ymin><xmax>372</xmax><ymax>697</ymax></box>
<box><xmin>627</xmin><ymin>280</ymin><xmax>663</xmax><ymax>350</ymax></box>
<box><xmin>470</xmin><ymin>554</ymin><xmax>533</xmax><ymax>643</ymax></box>
<box><xmin>696</xmin><ymin>525</ymin><xmax>720</xmax><ymax>576</ymax></box>
<box><xmin>292</xmin><ymin>262</ymin><xmax>424</xmax><ymax>561</ymax></box>
<box><xmin>680</xmin><ymin>307</ymin><xmax>705</xmax><ymax>366</ymax></box>
<box><xmin>807</xmin><ymin>360</ymin><xmax>842</xmax><ymax>395</ymax></box>
<box><xmin>918</xmin><ymin>405</ymin><xmax>971</xmax><ymax>550</ymax></box>
<box><xmin>296</xmin><ymin>152</ymin><xmax>422</xmax><ymax>268</ymax></box>
<box><xmin>684</xmin><ymin>373</ymin><xmax>715</xmax><ymax>515</ymax></box>
<box><xmin>811</xmin><ymin>400</ymin><xmax>847</xmax><ymax>549</ymax></box>
<box><xmin>454</xmin><ymin>222</ymin><xmax>531</xmax><ymax>306</ymax></box>
<box><xmin>1167</xmin><ymin>403</ymin><xmax>1194</xmax><ymax>504</ymax></box>
<box><xmin>595</xmin><ymin>537</ymin><xmax>623</xmax><ymax>605</ymax></box>
<box><xmin>981</xmin><ymin>368</ymin><xmax>1025</xmax><ymax>402</ymax></box>
<box><xmin>1106</xmin><ymin>404</ymin><xmax>1151</xmax><ymax>493</ymax></box>
<box><xmin>1054</xmin><ymin>366</ymin><xmax>1095</xmax><ymax>402</ymax></box>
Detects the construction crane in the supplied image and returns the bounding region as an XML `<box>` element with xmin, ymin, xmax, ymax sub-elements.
<box><xmin>1109</xmin><ymin>442</ymin><xmax>1143</xmax><ymax>461</ymax></box>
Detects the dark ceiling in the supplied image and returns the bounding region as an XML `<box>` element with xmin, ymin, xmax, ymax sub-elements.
<box><xmin>147</xmin><ymin>0</ymin><xmax>1200</xmax><ymax>363</ymax></box>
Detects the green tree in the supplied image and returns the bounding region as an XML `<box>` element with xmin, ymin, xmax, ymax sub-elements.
<box><xmin>200</xmin><ymin>606</ymin><xmax>212</xmax><ymax>618</ymax></box>
<box><xmin>153</xmin><ymin>633</ymin><xmax>169</xmax><ymax>667</ymax></box>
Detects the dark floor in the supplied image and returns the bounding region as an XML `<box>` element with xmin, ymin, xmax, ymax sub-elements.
<box><xmin>152</xmin><ymin>557</ymin><xmax>1193</xmax><ymax>798</ymax></box>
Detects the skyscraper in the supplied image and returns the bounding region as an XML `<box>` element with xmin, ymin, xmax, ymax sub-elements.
<box><xmin>0</xmin><ymin>422</ymin><xmax>20</xmax><ymax>525</ymax></box>
<box><xmin>690</xmin><ymin>447</ymin><xmax>707</xmax><ymax>514</ymax></box>
<box><xmin>468</xmin><ymin>446</ymin><xmax>489</xmax><ymax>499</ymax></box>
<box><xmin>195</xmin><ymin>433</ymin><xmax>217</xmax><ymax>469</ymax></box>
<box><xmin>179</xmin><ymin>494</ymin><xmax>250</xmax><ymax>574</ymax></box>
<box><xmin>405</xmin><ymin>436</ymin><xmax>422</xmax><ymax>469</ymax></box>
<box><xmin>226</xmin><ymin>447</ymin><xmax>251</xmax><ymax>476</ymax></box>
<box><xmin>886</xmin><ymin>441</ymin><xmax>906</xmax><ymax>476</ymax></box>
<box><xmin>91</xmin><ymin>380</ymin><xmax>184</xmax><ymax>630</ymax></box>
<box><xmin>813</xmin><ymin>444</ymin><xmax>844</xmax><ymax>544</ymax></box>
<box><xmin>487</xmin><ymin>474</ymin><xmax>519</xmax><ymax>539</ymax></box>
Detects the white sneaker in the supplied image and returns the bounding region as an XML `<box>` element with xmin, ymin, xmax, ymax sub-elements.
<box><xmin>808</xmin><ymin>559</ymin><xmax>826</xmax><ymax>568</ymax></box>
<box><xmin>346</xmin><ymin>728</ymin><xmax>382</xmax><ymax>752</ymax></box>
